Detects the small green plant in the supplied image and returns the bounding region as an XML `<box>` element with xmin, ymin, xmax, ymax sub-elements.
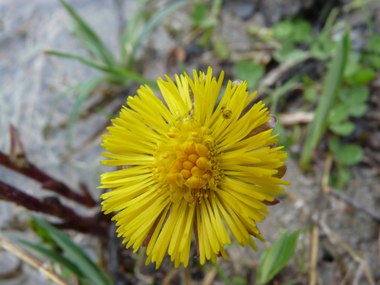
<box><xmin>11</xmin><ymin>214</ymin><xmax>112</xmax><ymax>285</ymax></box>
<box><xmin>47</xmin><ymin>0</ymin><xmax>188</xmax><ymax>147</ymax></box>
<box><xmin>328</xmin><ymin>137</ymin><xmax>364</xmax><ymax>189</ymax></box>
<box><xmin>256</xmin><ymin>229</ymin><xmax>300</xmax><ymax>285</ymax></box>
<box><xmin>272</xmin><ymin>18</ymin><xmax>312</xmax><ymax>63</ymax></box>
<box><xmin>234</xmin><ymin>61</ymin><xmax>265</xmax><ymax>90</ymax></box>
<box><xmin>327</xmin><ymin>85</ymin><xmax>369</xmax><ymax>136</ymax></box>
<box><xmin>271</xmin><ymin>9</ymin><xmax>340</xmax><ymax>63</ymax></box>
<box><xmin>190</xmin><ymin>0</ymin><xmax>222</xmax><ymax>48</ymax></box>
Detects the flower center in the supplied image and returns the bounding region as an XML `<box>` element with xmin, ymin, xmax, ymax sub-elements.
<box><xmin>152</xmin><ymin>118</ymin><xmax>222</xmax><ymax>203</ymax></box>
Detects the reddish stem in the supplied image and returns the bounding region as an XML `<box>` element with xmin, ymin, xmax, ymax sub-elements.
<box><xmin>0</xmin><ymin>181</ymin><xmax>107</xmax><ymax>238</ymax></box>
<box><xmin>0</xmin><ymin>152</ymin><xmax>95</xmax><ymax>207</ymax></box>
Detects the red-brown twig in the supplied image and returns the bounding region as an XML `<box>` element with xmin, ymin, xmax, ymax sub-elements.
<box><xmin>1</xmin><ymin>125</ymin><xmax>96</xmax><ymax>207</ymax></box>
<box><xmin>0</xmin><ymin>181</ymin><xmax>107</xmax><ymax>238</ymax></box>
<box><xmin>0</xmin><ymin>152</ymin><xmax>95</xmax><ymax>207</ymax></box>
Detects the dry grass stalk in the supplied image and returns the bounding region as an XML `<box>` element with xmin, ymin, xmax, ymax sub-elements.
<box><xmin>0</xmin><ymin>236</ymin><xmax>69</xmax><ymax>285</ymax></box>
<box><xmin>308</xmin><ymin>225</ymin><xmax>319</xmax><ymax>285</ymax></box>
<box><xmin>319</xmin><ymin>212</ymin><xmax>375</xmax><ymax>285</ymax></box>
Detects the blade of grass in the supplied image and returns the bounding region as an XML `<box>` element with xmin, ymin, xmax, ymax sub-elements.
<box><xmin>300</xmin><ymin>30</ymin><xmax>350</xmax><ymax>170</ymax></box>
<box><xmin>257</xmin><ymin>229</ymin><xmax>300</xmax><ymax>285</ymax></box>
<box><xmin>265</xmin><ymin>76</ymin><xmax>299</xmax><ymax>113</ymax></box>
<box><xmin>30</xmin><ymin>214</ymin><xmax>113</xmax><ymax>285</ymax></box>
<box><xmin>11</xmin><ymin>237</ymin><xmax>85</xmax><ymax>280</ymax></box>
<box><xmin>94</xmin><ymin>107</ymin><xmax>115</xmax><ymax>120</ymax></box>
<box><xmin>45</xmin><ymin>51</ymin><xmax>158</xmax><ymax>88</ymax></box>
<box><xmin>67</xmin><ymin>76</ymin><xmax>108</xmax><ymax>148</ymax></box>
<box><xmin>320</xmin><ymin>7</ymin><xmax>339</xmax><ymax>36</ymax></box>
<box><xmin>214</xmin><ymin>263</ymin><xmax>232</xmax><ymax>285</ymax></box>
<box><xmin>120</xmin><ymin>0</ymin><xmax>149</xmax><ymax>66</ymax></box>
<box><xmin>44</xmin><ymin>84</ymin><xmax>80</xmax><ymax>140</ymax></box>
<box><xmin>59</xmin><ymin>0</ymin><xmax>116</xmax><ymax>67</ymax></box>
<box><xmin>74</xmin><ymin>24</ymin><xmax>109</xmax><ymax>63</ymax></box>
<box><xmin>360</xmin><ymin>0</ymin><xmax>375</xmax><ymax>36</ymax></box>
<box><xmin>211</xmin><ymin>0</ymin><xmax>223</xmax><ymax>16</ymax></box>
<box><xmin>132</xmin><ymin>1</ymin><xmax>189</xmax><ymax>59</ymax></box>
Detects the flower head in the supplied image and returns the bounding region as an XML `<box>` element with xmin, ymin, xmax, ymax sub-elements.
<box><xmin>100</xmin><ymin>67</ymin><xmax>290</xmax><ymax>268</ymax></box>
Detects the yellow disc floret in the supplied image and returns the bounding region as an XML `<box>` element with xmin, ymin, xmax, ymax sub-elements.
<box><xmin>152</xmin><ymin>118</ymin><xmax>221</xmax><ymax>204</ymax></box>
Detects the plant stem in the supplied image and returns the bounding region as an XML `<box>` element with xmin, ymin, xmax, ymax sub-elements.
<box><xmin>0</xmin><ymin>181</ymin><xmax>107</xmax><ymax>238</ymax></box>
<box><xmin>0</xmin><ymin>152</ymin><xmax>95</xmax><ymax>207</ymax></box>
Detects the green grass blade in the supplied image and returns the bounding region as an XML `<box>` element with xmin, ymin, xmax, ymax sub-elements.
<box><xmin>59</xmin><ymin>0</ymin><xmax>116</xmax><ymax>67</ymax></box>
<box><xmin>45</xmin><ymin>50</ymin><xmax>158</xmax><ymax>88</ymax></box>
<box><xmin>120</xmin><ymin>0</ymin><xmax>149</xmax><ymax>66</ymax></box>
<box><xmin>132</xmin><ymin>1</ymin><xmax>189</xmax><ymax>59</ymax></box>
<box><xmin>300</xmin><ymin>30</ymin><xmax>350</xmax><ymax>170</ymax></box>
<box><xmin>44</xmin><ymin>84</ymin><xmax>80</xmax><ymax>140</ymax></box>
<box><xmin>214</xmin><ymin>263</ymin><xmax>232</xmax><ymax>285</ymax></box>
<box><xmin>321</xmin><ymin>7</ymin><xmax>339</xmax><ymax>36</ymax></box>
<box><xmin>265</xmin><ymin>76</ymin><xmax>299</xmax><ymax>113</ymax></box>
<box><xmin>45</xmin><ymin>50</ymin><xmax>115</xmax><ymax>72</ymax></box>
<box><xmin>67</xmin><ymin>77</ymin><xmax>108</xmax><ymax>148</ymax></box>
<box><xmin>110</xmin><ymin>68</ymin><xmax>159</xmax><ymax>89</ymax></box>
<box><xmin>12</xmin><ymin>237</ymin><xmax>85</xmax><ymax>279</ymax></box>
<box><xmin>257</xmin><ymin>229</ymin><xmax>300</xmax><ymax>285</ymax></box>
<box><xmin>74</xmin><ymin>25</ymin><xmax>108</xmax><ymax>62</ymax></box>
<box><xmin>30</xmin><ymin>214</ymin><xmax>113</xmax><ymax>285</ymax></box>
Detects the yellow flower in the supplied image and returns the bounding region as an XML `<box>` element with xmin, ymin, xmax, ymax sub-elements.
<box><xmin>100</xmin><ymin>67</ymin><xmax>290</xmax><ymax>269</ymax></box>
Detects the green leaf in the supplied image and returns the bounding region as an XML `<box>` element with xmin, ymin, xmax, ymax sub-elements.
<box><xmin>30</xmin><ymin>214</ymin><xmax>113</xmax><ymax>285</ymax></box>
<box><xmin>304</xmin><ymin>86</ymin><xmax>318</xmax><ymax>102</ymax></box>
<box><xmin>275</xmin><ymin>49</ymin><xmax>306</xmax><ymax>63</ymax></box>
<box><xmin>367</xmin><ymin>35</ymin><xmax>380</xmax><ymax>53</ymax></box>
<box><xmin>328</xmin><ymin>103</ymin><xmax>350</xmax><ymax>123</ymax></box>
<box><xmin>273</xmin><ymin>41</ymin><xmax>306</xmax><ymax>63</ymax></box>
<box><xmin>344</xmin><ymin>52</ymin><xmax>361</xmax><ymax>78</ymax></box>
<box><xmin>45</xmin><ymin>51</ymin><xmax>158</xmax><ymax>88</ymax></box>
<box><xmin>345</xmin><ymin>86</ymin><xmax>369</xmax><ymax>117</ymax></box>
<box><xmin>329</xmin><ymin>165</ymin><xmax>352</xmax><ymax>189</ymax></box>
<box><xmin>257</xmin><ymin>229</ymin><xmax>300</xmax><ymax>285</ymax></box>
<box><xmin>58</xmin><ymin>0</ymin><xmax>116</xmax><ymax>67</ymax></box>
<box><xmin>333</xmin><ymin>144</ymin><xmax>364</xmax><ymax>165</ymax></box>
<box><xmin>199</xmin><ymin>18</ymin><xmax>218</xmax><ymax>28</ymax></box>
<box><xmin>337</xmin><ymin>165</ymin><xmax>352</xmax><ymax>186</ymax></box>
<box><xmin>11</xmin><ymin>237</ymin><xmax>85</xmax><ymax>279</ymax></box>
<box><xmin>348</xmin><ymin>67</ymin><xmax>376</xmax><ymax>85</ymax></box>
<box><xmin>213</xmin><ymin>37</ymin><xmax>230</xmax><ymax>60</ymax></box>
<box><xmin>29</xmin><ymin>219</ymin><xmax>59</xmax><ymax>250</ymax></box>
<box><xmin>120</xmin><ymin>0</ymin><xmax>149</xmax><ymax>67</ymax></box>
<box><xmin>192</xmin><ymin>3</ymin><xmax>208</xmax><ymax>24</ymax></box>
<box><xmin>231</xmin><ymin>277</ymin><xmax>247</xmax><ymax>285</ymax></box>
<box><xmin>329</xmin><ymin>122</ymin><xmax>355</xmax><ymax>136</ymax></box>
<box><xmin>310</xmin><ymin>34</ymin><xmax>336</xmax><ymax>60</ymax></box>
<box><xmin>292</xmin><ymin>19</ymin><xmax>312</xmax><ymax>43</ymax></box>
<box><xmin>67</xmin><ymin>77</ymin><xmax>108</xmax><ymax>148</ymax></box>
<box><xmin>349</xmin><ymin>103</ymin><xmax>367</xmax><ymax>117</ymax></box>
<box><xmin>268</xmin><ymin>77</ymin><xmax>299</xmax><ymax>113</ymax></box>
<box><xmin>234</xmin><ymin>61</ymin><xmax>264</xmax><ymax>90</ymax></box>
<box><xmin>273</xmin><ymin>20</ymin><xmax>293</xmax><ymax>40</ymax></box>
<box><xmin>328</xmin><ymin>137</ymin><xmax>340</xmax><ymax>154</ymax></box>
<box><xmin>272</xmin><ymin>118</ymin><xmax>293</xmax><ymax>151</ymax></box>
<box><xmin>346</xmin><ymin>86</ymin><xmax>369</xmax><ymax>105</ymax></box>
<box><xmin>134</xmin><ymin>1</ymin><xmax>189</xmax><ymax>57</ymax></box>
<box><xmin>300</xmin><ymin>30</ymin><xmax>350</xmax><ymax>170</ymax></box>
<box><xmin>362</xmin><ymin>54</ymin><xmax>380</xmax><ymax>69</ymax></box>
